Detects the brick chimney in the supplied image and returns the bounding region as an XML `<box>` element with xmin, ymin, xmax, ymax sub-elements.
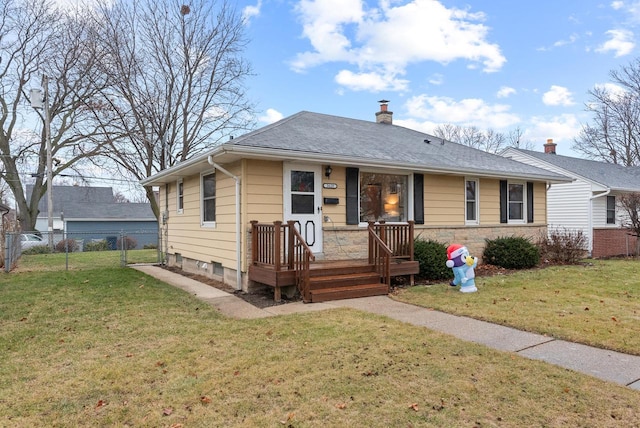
<box><xmin>544</xmin><ymin>138</ymin><xmax>557</xmax><ymax>154</ymax></box>
<box><xmin>375</xmin><ymin>100</ymin><xmax>393</xmax><ymax>124</ymax></box>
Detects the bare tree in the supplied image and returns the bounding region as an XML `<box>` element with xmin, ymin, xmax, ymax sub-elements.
<box><xmin>0</xmin><ymin>0</ymin><xmax>112</xmax><ymax>231</ymax></box>
<box><xmin>88</xmin><ymin>0</ymin><xmax>255</xmax><ymax>218</ymax></box>
<box><xmin>573</xmin><ymin>59</ymin><xmax>640</xmax><ymax>166</ymax></box>
<box><xmin>433</xmin><ymin>123</ymin><xmax>508</xmax><ymax>154</ymax></box>
<box><xmin>618</xmin><ymin>192</ymin><xmax>640</xmax><ymax>256</ymax></box>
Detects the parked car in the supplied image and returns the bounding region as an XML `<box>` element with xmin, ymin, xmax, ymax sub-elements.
<box><xmin>20</xmin><ymin>233</ymin><xmax>45</xmax><ymax>250</ymax></box>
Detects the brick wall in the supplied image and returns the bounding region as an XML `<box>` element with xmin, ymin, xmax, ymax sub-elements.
<box><xmin>592</xmin><ymin>228</ymin><xmax>638</xmax><ymax>258</ymax></box>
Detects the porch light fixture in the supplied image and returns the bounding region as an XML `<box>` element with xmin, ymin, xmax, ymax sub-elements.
<box><xmin>325</xmin><ymin>165</ymin><xmax>332</xmax><ymax>178</ymax></box>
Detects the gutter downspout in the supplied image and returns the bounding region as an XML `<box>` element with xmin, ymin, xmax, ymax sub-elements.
<box><xmin>589</xmin><ymin>189</ymin><xmax>611</xmax><ymax>257</ymax></box>
<box><xmin>207</xmin><ymin>156</ymin><xmax>242</xmax><ymax>291</ymax></box>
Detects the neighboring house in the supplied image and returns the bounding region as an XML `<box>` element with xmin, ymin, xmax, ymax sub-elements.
<box><xmin>502</xmin><ymin>140</ymin><xmax>640</xmax><ymax>257</ymax></box>
<box><xmin>141</xmin><ymin>103</ymin><xmax>569</xmax><ymax>298</ymax></box>
<box><xmin>25</xmin><ymin>185</ymin><xmax>158</xmax><ymax>249</ymax></box>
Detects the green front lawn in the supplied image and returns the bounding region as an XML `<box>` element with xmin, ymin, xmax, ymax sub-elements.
<box><xmin>0</xmin><ymin>258</ymin><xmax>638</xmax><ymax>426</ymax></box>
<box><xmin>394</xmin><ymin>259</ymin><xmax>640</xmax><ymax>355</ymax></box>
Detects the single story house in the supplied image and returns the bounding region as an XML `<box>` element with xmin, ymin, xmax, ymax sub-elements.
<box><xmin>502</xmin><ymin>140</ymin><xmax>640</xmax><ymax>257</ymax></box>
<box><xmin>26</xmin><ymin>185</ymin><xmax>157</xmax><ymax>249</ymax></box>
<box><xmin>141</xmin><ymin>103</ymin><xmax>569</xmax><ymax>302</ymax></box>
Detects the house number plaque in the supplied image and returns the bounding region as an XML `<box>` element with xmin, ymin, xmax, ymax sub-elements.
<box><xmin>323</xmin><ymin>183</ymin><xmax>338</xmax><ymax>189</ymax></box>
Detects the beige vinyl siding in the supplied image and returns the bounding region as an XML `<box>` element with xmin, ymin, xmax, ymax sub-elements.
<box><xmin>164</xmin><ymin>163</ymin><xmax>241</xmax><ymax>269</ymax></box>
<box><xmin>533</xmin><ymin>182</ymin><xmax>547</xmax><ymax>224</ymax></box>
<box><xmin>479</xmin><ymin>178</ymin><xmax>500</xmax><ymax>224</ymax></box>
<box><xmin>244</xmin><ymin>159</ymin><xmax>284</xmax><ymax>222</ymax></box>
<box><xmin>321</xmin><ymin>166</ymin><xmax>346</xmax><ymax>226</ymax></box>
<box><xmin>424</xmin><ymin>174</ymin><xmax>465</xmax><ymax>226</ymax></box>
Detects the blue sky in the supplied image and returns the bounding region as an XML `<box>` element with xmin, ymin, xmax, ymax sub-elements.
<box><xmin>238</xmin><ymin>0</ymin><xmax>640</xmax><ymax>156</ymax></box>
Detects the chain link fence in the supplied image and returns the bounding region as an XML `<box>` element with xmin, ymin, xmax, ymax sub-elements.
<box><xmin>3</xmin><ymin>229</ymin><xmax>160</xmax><ymax>272</ymax></box>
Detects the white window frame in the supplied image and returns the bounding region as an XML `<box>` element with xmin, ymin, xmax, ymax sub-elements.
<box><xmin>465</xmin><ymin>177</ymin><xmax>479</xmax><ymax>225</ymax></box>
<box><xmin>606</xmin><ymin>195</ymin><xmax>616</xmax><ymax>225</ymax></box>
<box><xmin>176</xmin><ymin>179</ymin><xmax>184</xmax><ymax>214</ymax></box>
<box><xmin>507</xmin><ymin>181</ymin><xmax>526</xmax><ymax>224</ymax></box>
<box><xmin>200</xmin><ymin>170</ymin><xmax>216</xmax><ymax>228</ymax></box>
<box><xmin>357</xmin><ymin>170</ymin><xmax>413</xmax><ymax>226</ymax></box>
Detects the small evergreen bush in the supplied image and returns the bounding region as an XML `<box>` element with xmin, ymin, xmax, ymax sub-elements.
<box><xmin>85</xmin><ymin>240</ymin><xmax>109</xmax><ymax>252</ymax></box>
<box><xmin>143</xmin><ymin>243</ymin><xmax>158</xmax><ymax>250</ymax></box>
<box><xmin>536</xmin><ymin>227</ymin><xmax>588</xmax><ymax>264</ymax></box>
<box><xmin>55</xmin><ymin>239</ymin><xmax>79</xmax><ymax>253</ymax></box>
<box><xmin>414</xmin><ymin>238</ymin><xmax>451</xmax><ymax>280</ymax></box>
<box><xmin>117</xmin><ymin>236</ymin><xmax>138</xmax><ymax>250</ymax></box>
<box><xmin>483</xmin><ymin>236</ymin><xmax>540</xmax><ymax>269</ymax></box>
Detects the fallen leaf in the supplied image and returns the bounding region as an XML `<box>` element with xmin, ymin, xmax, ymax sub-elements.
<box><xmin>200</xmin><ymin>396</ymin><xmax>211</xmax><ymax>404</ymax></box>
<box><xmin>612</xmin><ymin>316</ymin><xmax>618</xmax><ymax>322</ymax></box>
<box><xmin>19</xmin><ymin>317</ymin><xmax>27</xmax><ymax>322</ymax></box>
<box><xmin>409</xmin><ymin>403</ymin><xmax>419</xmax><ymax>411</ymax></box>
<box><xmin>335</xmin><ymin>402</ymin><xmax>347</xmax><ymax>409</ymax></box>
<box><xmin>83</xmin><ymin>280</ymin><xmax>89</xmax><ymax>284</ymax></box>
<box><xmin>139</xmin><ymin>284</ymin><xmax>144</xmax><ymax>288</ymax></box>
<box><xmin>156</xmin><ymin>361</ymin><xmax>165</xmax><ymax>367</ymax></box>
<box><xmin>163</xmin><ymin>407</ymin><xmax>173</xmax><ymax>416</ymax></box>
<box><xmin>234</xmin><ymin>370</ymin><xmax>240</xmax><ymax>376</ymax></box>
<box><xmin>96</xmin><ymin>400</ymin><xmax>105</xmax><ymax>409</ymax></box>
<box><xmin>584</xmin><ymin>307</ymin><xmax>589</xmax><ymax>311</ymax></box>
<box><xmin>170</xmin><ymin>424</ymin><xmax>183</xmax><ymax>428</ymax></box>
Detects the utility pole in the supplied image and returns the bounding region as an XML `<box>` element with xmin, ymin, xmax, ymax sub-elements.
<box><xmin>30</xmin><ymin>76</ymin><xmax>54</xmax><ymax>250</ymax></box>
<box><xmin>43</xmin><ymin>75</ymin><xmax>54</xmax><ymax>250</ymax></box>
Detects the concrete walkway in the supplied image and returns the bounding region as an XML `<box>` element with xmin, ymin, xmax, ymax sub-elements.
<box><xmin>132</xmin><ymin>264</ymin><xmax>640</xmax><ymax>390</ymax></box>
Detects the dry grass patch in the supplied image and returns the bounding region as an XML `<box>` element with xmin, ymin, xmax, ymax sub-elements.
<box><xmin>394</xmin><ymin>259</ymin><xmax>640</xmax><ymax>355</ymax></box>
<box><xmin>1</xmin><ymin>266</ymin><xmax>639</xmax><ymax>427</ymax></box>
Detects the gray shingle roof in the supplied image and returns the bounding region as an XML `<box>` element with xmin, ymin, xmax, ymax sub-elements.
<box><xmin>225</xmin><ymin>111</ymin><xmax>567</xmax><ymax>181</ymax></box>
<box><xmin>27</xmin><ymin>185</ymin><xmax>155</xmax><ymax>220</ymax></box>
<box><xmin>143</xmin><ymin>111</ymin><xmax>570</xmax><ymax>185</ymax></box>
<box><xmin>509</xmin><ymin>148</ymin><xmax>640</xmax><ymax>191</ymax></box>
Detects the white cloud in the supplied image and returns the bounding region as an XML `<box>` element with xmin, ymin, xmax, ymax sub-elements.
<box><xmin>399</xmin><ymin>94</ymin><xmax>519</xmax><ymax>130</ymax></box>
<box><xmin>291</xmin><ymin>0</ymin><xmax>505</xmax><ymax>91</ymax></box>
<box><xmin>525</xmin><ymin>114</ymin><xmax>581</xmax><ymax>148</ymax></box>
<box><xmin>496</xmin><ymin>86</ymin><xmax>516</xmax><ymax>98</ymax></box>
<box><xmin>428</xmin><ymin>74</ymin><xmax>444</xmax><ymax>85</ymax></box>
<box><xmin>243</xmin><ymin>0</ymin><xmax>263</xmax><ymax>24</ymax></box>
<box><xmin>596</xmin><ymin>29</ymin><xmax>635</xmax><ymax>57</ymax></box>
<box><xmin>542</xmin><ymin>85</ymin><xmax>575</xmax><ymax>106</ymax></box>
<box><xmin>334</xmin><ymin>70</ymin><xmax>409</xmax><ymax>92</ymax></box>
<box><xmin>593</xmin><ymin>82</ymin><xmax>627</xmax><ymax>98</ymax></box>
<box><xmin>259</xmin><ymin>108</ymin><xmax>284</xmax><ymax>124</ymax></box>
<box><xmin>611</xmin><ymin>1</ymin><xmax>624</xmax><ymax>10</ymax></box>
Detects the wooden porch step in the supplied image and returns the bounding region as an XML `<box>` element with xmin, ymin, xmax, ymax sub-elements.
<box><xmin>309</xmin><ymin>283</ymin><xmax>389</xmax><ymax>303</ymax></box>
<box><xmin>309</xmin><ymin>271</ymin><xmax>380</xmax><ymax>289</ymax></box>
<box><xmin>309</xmin><ymin>262</ymin><xmax>375</xmax><ymax>277</ymax></box>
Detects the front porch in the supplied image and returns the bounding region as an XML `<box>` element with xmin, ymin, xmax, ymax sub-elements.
<box><xmin>249</xmin><ymin>220</ymin><xmax>419</xmax><ymax>303</ymax></box>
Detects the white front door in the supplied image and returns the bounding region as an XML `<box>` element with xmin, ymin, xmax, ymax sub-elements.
<box><xmin>284</xmin><ymin>163</ymin><xmax>323</xmax><ymax>254</ymax></box>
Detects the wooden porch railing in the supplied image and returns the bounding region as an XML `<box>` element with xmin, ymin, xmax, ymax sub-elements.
<box><xmin>250</xmin><ymin>220</ymin><xmax>415</xmax><ymax>299</ymax></box>
<box><xmin>287</xmin><ymin>221</ymin><xmax>315</xmax><ymax>302</ymax></box>
<box><xmin>368</xmin><ymin>220</ymin><xmax>415</xmax><ymax>260</ymax></box>
<box><xmin>250</xmin><ymin>220</ymin><xmax>290</xmax><ymax>270</ymax></box>
<box><xmin>250</xmin><ymin>220</ymin><xmax>314</xmax><ymax>301</ymax></box>
<box><xmin>367</xmin><ymin>224</ymin><xmax>392</xmax><ymax>287</ymax></box>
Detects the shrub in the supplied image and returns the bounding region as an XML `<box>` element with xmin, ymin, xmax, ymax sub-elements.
<box><xmin>143</xmin><ymin>243</ymin><xmax>158</xmax><ymax>250</ymax></box>
<box><xmin>22</xmin><ymin>245</ymin><xmax>50</xmax><ymax>255</ymax></box>
<box><xmin>413</xmin><ymin>238</ymin><xmax>451</xmax><ymax>280</ymax></box>
<box><xmin>85</xmin><ymin>240</ymin><xmax>109</xmax><ymax>252</ymax></box>
<box><xmin>55</xmin><ymin>239</ymin><xmax>79</xmax><ymax>253</ymax></box>
<box><xmin>536</xmin><ymin>227</ymin><xmax>588</xmax><ymax>264</ymax></box>
<box><xmin>483</xmin><ymin>236</ymin><xmax>540</xmax><ymax>269</ymax></box>
<box><xmin>117</xmin><ymin>236</ymin><xmax>138</xmax><ymax>250</ymax></box>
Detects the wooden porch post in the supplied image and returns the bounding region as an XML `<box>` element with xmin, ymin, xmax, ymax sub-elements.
<box><xmin>286</xmin><ymin>220</ymin><xmax>295</xmax><ymax>269</ymax></box>
<box><xmin>274</xmin><ymin>221</ymin><xmax>282</xmax><ymax>272</ymax></box>
<box><xmin>250</xmin><ymin>221</ymin><xmax>259</xmax><ymax>265</ymax></box>
<box><xmin>408</xmin><ymin>220</ymin><xmax>415</xmax><ymax>285</ymax></box>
